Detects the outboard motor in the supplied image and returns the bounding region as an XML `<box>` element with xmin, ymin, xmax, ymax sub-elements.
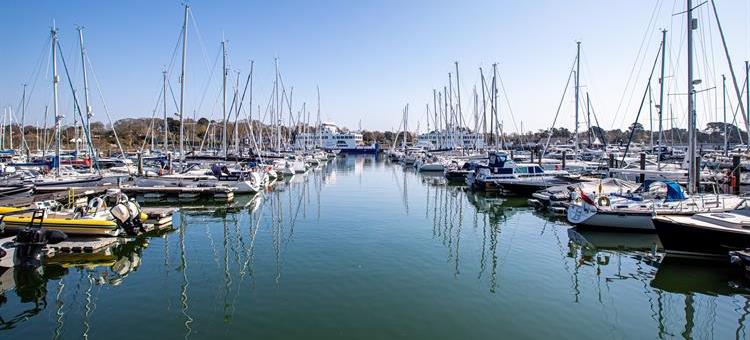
<box><xmin>14</xmin><ymin>228</ymin><xmax>67</xmax><ymax>268</ymax></box>
<box><xmin>111</xmin><ymin>200</ymin><xmax>145</xmax><ymax>236</ymax></box>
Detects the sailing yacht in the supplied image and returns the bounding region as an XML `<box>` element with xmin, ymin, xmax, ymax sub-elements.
<box><xmin>566</xmin><ymin>180</ymin><xmax>748</xmax><ymax>230</ymax></box>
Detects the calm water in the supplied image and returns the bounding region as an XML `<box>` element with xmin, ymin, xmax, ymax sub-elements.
<box><xmin>2</xmin><ymin>156</ymin><xmax>750</xmax><ymax>339</ymax></box>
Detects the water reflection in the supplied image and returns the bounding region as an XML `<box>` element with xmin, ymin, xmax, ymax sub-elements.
<box><xmin>0</xmin><ymin>238</ymin><xmax>148</xmax><ymax>333</ymax></box>
<box><xmin>422</xmin><ymin>174</ymin><xmax>534</xmax><ymax>292</ymax></box>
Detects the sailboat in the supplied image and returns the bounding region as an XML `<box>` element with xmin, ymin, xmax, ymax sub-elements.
<box><xmin>567</xmin><ymin>1</ymin><xmax>748</xmax><ymax>232</ymax></box>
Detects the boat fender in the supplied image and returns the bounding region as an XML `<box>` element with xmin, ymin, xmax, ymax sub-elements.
<box><xmin>597</xmin><ymin>196</ymin><xmax>610</xmax><ymax>207</ymax></box>
<box><xmin>87</xmin><ymin>197</ymin><xmax>106</xmax><ymax>215</ymax></box>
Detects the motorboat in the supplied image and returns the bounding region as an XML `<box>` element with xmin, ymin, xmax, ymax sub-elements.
<box><xmin>466</xmin><ymin>151</ymin><xmax>578</xmax><ymax>195</ymax></box>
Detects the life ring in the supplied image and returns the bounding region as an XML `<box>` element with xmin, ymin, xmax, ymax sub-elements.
<box><xmin>597</xmin><ymin>196</ymin><xmax>610</xmax><ymax>206</ymax></box>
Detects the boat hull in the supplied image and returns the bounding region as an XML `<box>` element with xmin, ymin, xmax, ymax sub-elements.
<box><xmin>653</xmin><ymin>217</ymin><xmax>750</xmax><ymax>257</ymax></box>
<box><xmin>567</xmin><ymin>205</ymin><xmax>656</xmax><ymax>230</ymax></box>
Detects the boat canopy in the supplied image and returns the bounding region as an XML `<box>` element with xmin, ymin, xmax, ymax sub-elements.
<box><xmin>641</xmin><ymin>179</ymin><xmax>685</xmax><ymax>202</ymax></box>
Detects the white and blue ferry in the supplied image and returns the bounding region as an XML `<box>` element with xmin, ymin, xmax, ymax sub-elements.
<box><xmin>294</xmin><ymin>123</ymin><xmax>379</xmax><ymax>154</ymax></box>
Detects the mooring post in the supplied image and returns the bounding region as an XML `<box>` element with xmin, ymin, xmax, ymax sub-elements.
<box><xmin>695</xmin><ymin>156</ymin><xmax>701</xmax><ymax>191</ymax></box>
<box><xmin>562</xmin><ymin>151</ymin><xmax>567</xmax><ymax>170</ymax></box>
<box><xmin>639</xmin><ymin>152</ymin><xmax>646</xmax><ymax>183</ymax></box>
<box><xmin>137</xmin><ymin>152</ymin><xmax>143</xmax><ymax>176</ymax></box>
<box><xmin>733</xmin><ymin>155</ymin><xmax>741</xmax><ymax>195</ymax></box>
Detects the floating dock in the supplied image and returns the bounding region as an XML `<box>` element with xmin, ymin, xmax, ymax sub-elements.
<box><xmin>122</xmin><ymin>186</ymin><xmax>234</xmax><ymax>204</ymax></box>
<box><xmin>141</xmin><ymin>207</ymin><xmax>177</xmax><ymax>231</ymax></box>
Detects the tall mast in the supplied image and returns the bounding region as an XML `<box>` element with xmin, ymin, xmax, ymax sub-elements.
<box><xmin>709</xmin><ymin>0</ymin><xmax>749</xmax><ymax>148</ymax></box>
<box><xmin>492</xmin><ymin>63</ymin><xmax>498</xmax><ymax>148</ymax></box>
<box><xmin>480</xmin><ymin>68</ymin><xmax>487</xmax><ymax>147</ymax></box>
<box><xmin>163</xmin><ymin>70</ymin><xmax>168</xmax><ymax>151</ymax></box>
<box><xmin>586</xmin><ymin>92</ymin><xmax>592</xmax><ymax>145</ymax></box>
<box><xmin>221</xmin><ymin>40</ymin><xmax>228</xmax><ymax>159</ymax></box>
<box><xmin>432</xmin><ymin>89</ymin><xmax>438</xmax><ymax>133</ymax></box>
<box><xmin>77</xmin><ymin>27</ymin><xmax>93</xmax><ymax>166</ymax></box>
<box><xmin>723</xmin><ymin>74</ymin><xmax>727</xmax><ymax>155</ymax></box>
<box><xmin>658</xmin><ymin>29</ymin><xmax>667</xmax><ymax>148</ymax></box>
<box><xmin>179</xmin><ymin>4</ymin><xmax>189</xmax><ymax>159</ymax></box>
<box><xmin>746</xmin><ymin>61</ymin><xmax>749</xmax><ymax>150</ymax></box>
<box><xmin>274</xmin><ymin>58</ymin><xmax>280</xmax><ymax>151</ymax></box>
<box><xmin>574</xmin><ymin>41</ymin><xmax>581</xmax><ymax>157</ymax></box>
<box><xmin>648</xmin><ymin>84</ymin><xmax>653</xmax><ymax>149</ymax></box>
<box><xmin>317</xmin><ymin>86</ymin><xmax>321</xmax><ymax>148</ymax></box>
<box><xmin>52</xmin><ymin>24</ymin><xmax>61</xmax><ymax>177</ymax></box>
<box><xmin>686</xmin><ymin>0</ymin><xmax>697</xmax><ymax>194</ymax></box>
<box><xmin>20</xmin><ymin>84</ymin><xmax>27</xmax><ymax>156</ymax></box>
<box><xmin>455</xmin><ymin>61</ymin><xmax>463</xmax><ymax>133</ymax></box>
<box><xmin>233</xmin><ymin>71</ymin><xmax>240</xmax><ymax>154</ymax></box>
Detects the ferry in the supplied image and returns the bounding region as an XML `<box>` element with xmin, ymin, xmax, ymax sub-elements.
<box><xmin>294</xmin><ymin>123</ymin><xmax>379</xmax><ymax>154</ymax></box>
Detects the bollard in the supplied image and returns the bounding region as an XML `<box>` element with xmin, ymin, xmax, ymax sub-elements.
<box><xmin>639</xmin><ymin>152</ymin><xmax>646</xmax><ymax>184</ymax></box>
<box><xmin>733</xmin><ymin>155</ymin><xmax>741</xmax><ymax>195</ymax></box>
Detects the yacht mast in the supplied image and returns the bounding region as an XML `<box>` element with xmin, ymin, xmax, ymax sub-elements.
<box><xmin>573</xmin><ymin>41</ymin><xmax>581</xmax><ymax>157</ymax></box>
<box><xmin>179</xmin><ymin>4</ymin><xmax>189</xmax><ymax>159</ymax></box>
<box><xmin>20</xmin><ymin>84</ymin><xmax>27</xmax><ymax>157</ymax></box>
<box><xmin>317</xmin><ymin>86</ymin><xmax>321</xmax><ymax>149</ymax></box>
<box><xmin>163</xmin><ymin>70</ymin><xmax>168</xmax><ymax>151</ymax></box>
<box><xmin>221</xmin><ymin>40</ymin><xmax>228</xmax><ymax>159</ymax></box>
<box><xmin>723</xmin><ymin>74</ymin><xmax>727</xmax><ymax>155</ymax></box>
<box><xmin>686</xmin><ymin>0</ymin><xmax>697</xmax><ymax>194</ymax></box>
<box><xmin>274</xmin><ymin>58</ymin><xmax>280</xmax><ymax>151</ymax></box>
<box><xmin>492</xmin><ymin>63</ymin><xmax>498</xmax><ymax>148</ymax></box>
<box><xmin>658</xmin><ymin>30</ymin><xmax>667</xmax><ymax>149</ymax></box>
<box><xmin>77</xmin><ymin>27</ymin><xmax>93</xmax><ymax>167</ymax></box>
<box><xmin>51</xmin><ymin>25</ymin><xmax>61</xmax><ymax>177</ymax></box>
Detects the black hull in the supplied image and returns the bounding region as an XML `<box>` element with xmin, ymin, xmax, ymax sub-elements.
<box><xmin>653</xmin><ymin>219</ymin><xmax>750</xmax><ymax>257</ymax></box>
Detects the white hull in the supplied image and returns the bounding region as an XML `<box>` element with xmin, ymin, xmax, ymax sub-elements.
<box><xmin>567</xmin><ymin>205</ymin><xmax>655</xmax><ymax>230</ymax></box>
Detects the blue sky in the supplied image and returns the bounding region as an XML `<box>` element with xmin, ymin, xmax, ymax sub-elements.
<box><xmin>1</xmin><ymin>0</ymin><xmax>749</xmax><ymax>133</ymax></box>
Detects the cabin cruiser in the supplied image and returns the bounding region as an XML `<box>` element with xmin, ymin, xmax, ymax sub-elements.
<box><xmin>466</xmin><ymin>151</ymin><xmax>578</xmax><ymax>195</ymax></box>
<box><xmin>135</xmin><ymin>163</ymin><xmax>266</xmax><ymax>194</ymax></box>
<box><xmin>567</xmin><ymin>179</ymin><xmax>748</xmax><ymax>230</ymax></box>
<box><xmin>415</xmin><ymin>155</ymin><xmax>446</xmax><ymax>172</ymax></box>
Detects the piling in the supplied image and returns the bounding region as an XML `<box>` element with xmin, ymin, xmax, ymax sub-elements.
<box><xmin>537</xmin><ymin>150</ymin><xmax>542</xmax><ymax>166</ymax></box>
<box><xmin>733</xmin><ymin>155</ymin><xmax>741</xmax><ymax>195</ymax></box>
<box><xmin>639</xmin><ymin>153</ymin><xmax>646</xmax><ymax>183</ymax></box>
<box><xmin>167</xmin><ymin>153</ymin><xmax>173</xmax><ymax>171</ymax></box>
<box><xmin>137</xmin><ymin>152</ymin><xmax>144</xmax><ymax>176</ymax></box>
<box><xmin>562</xmin><ymin>151</ymin><xmax>567</xmax><ymax>170</ymax></box>
<box><xmin>695</xmin><ymin>156</ymin><xmax>701</xmax><ymax>191</ymax></box>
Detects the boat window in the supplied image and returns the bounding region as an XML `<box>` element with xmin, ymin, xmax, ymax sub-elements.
<box><xmin>514</xmin><ymin>167</ymin><xmax>528</xmax><ymax>174</ymax></box>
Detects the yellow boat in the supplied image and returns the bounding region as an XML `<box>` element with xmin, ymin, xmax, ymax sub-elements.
<box><xmin>0</xmin><ymin>207</ymin><xmax>120</xmax><ymax>237</ymax></box>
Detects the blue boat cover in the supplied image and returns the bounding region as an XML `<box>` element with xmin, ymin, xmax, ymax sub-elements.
<box><xmin>642</xmin><ymin>179</ymin><xmax>686</xmax><ymax>202</ymax></box>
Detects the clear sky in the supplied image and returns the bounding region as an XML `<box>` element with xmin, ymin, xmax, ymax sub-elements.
<box><xmin>1</xmin><ymin>0</ymin><xmax>749</xmax><ymax>133</ymax></box>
